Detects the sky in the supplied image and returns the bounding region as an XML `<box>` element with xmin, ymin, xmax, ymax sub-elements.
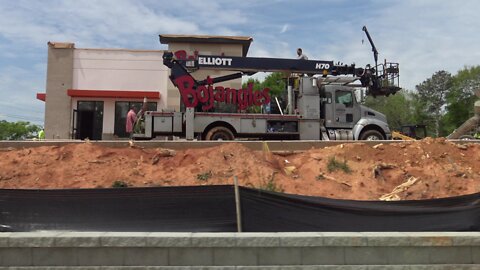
<box><xmin>1</xmin><ymin>0</ymin><xmax>480</xmax><ymax>125</ymax></box>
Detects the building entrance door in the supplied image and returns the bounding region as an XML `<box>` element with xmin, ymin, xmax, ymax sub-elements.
<box><xmin>76</xmin><ymin>101</ymin><xmax>104</xmax><ymax>140</ymax></box>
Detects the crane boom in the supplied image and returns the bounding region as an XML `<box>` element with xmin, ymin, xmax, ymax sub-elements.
<box><xmin>362</xmin><ymin>25</ymin><xmax>379</xmax><ymax>67</ymax></box>
<box><xmin>163</xmin><ymin>51</ymin><xmax>399</xmax><ymax>97</ymax></box>
<box><xmin>163</xmin><ymin>26</ymin><xmax>400</xmax><ymax>97</ymax></box>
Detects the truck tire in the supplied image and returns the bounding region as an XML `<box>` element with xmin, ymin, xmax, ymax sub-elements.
<box><xmin>359</xmin><ymin>129</ymin><xmax>384</xmax><ymax>140</ymax></box>
<box><xmin>205</xmin><ymin>126</ymin><xmax>234</xmax><ymax>141</ymax></box>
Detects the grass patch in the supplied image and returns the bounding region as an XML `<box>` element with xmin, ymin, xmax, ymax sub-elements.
<box><xmin>197</xmin><ymin>171</ymin><xmax>212</xmax><ymax>182</ymax></box>
<box><xmin>327</xmin><ymin>156</ymin><xmax>352</xmax><ymax>174</ymax></box>
<box><xmin>260</xmin><ymin>179</ymin><xmax>284</xmax><ymax>193</ymax></box>
<box><xmin>259</xmin><ymin>172</ymin><xmax>284</xmax><ymax>193</ymax></box>
<box><xmin>111</xmin><ymin>180</ymin><xmax>128</xmax><ymax>188</ymax></box>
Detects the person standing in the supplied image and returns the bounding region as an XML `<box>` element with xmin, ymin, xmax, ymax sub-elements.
<box><xmin>38</xmin><ymin>128</ymin><xmax>45</xmax><ymax>140</ymax></box>
<box><xmin>297</xmin><ymin>48</ymin><xmax>308</xmax><ymax>60</ymax></box>
<box><xmin>126</xmin><ymin>106</ymin><xmax>137</xmax><ymax>139</ymax></box>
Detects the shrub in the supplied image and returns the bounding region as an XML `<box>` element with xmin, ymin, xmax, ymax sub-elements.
<box><xmin>197</xmin><ymin>171</ymin><xmax>212</xmax><ymax>182</ymax></box>
<box><xmin>259</xmin><ymin>173</ymin><xmax>284</xmax><ymax>193</ymax></box>
<box><xmin>112</xmin><ymin>180</ymin><xmax>128</xmax><ymax>188</ymax></box>
<box><xmin>327</xmin><ymin>157</ymin><xmax>352</xmax><ymax>174</ymax></box>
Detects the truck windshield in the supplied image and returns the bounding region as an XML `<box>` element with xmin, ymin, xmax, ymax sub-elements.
<box><xmin>335</xmin><ymin>91</ymin><xmax>353</xmax><ymax>108</ymax></box>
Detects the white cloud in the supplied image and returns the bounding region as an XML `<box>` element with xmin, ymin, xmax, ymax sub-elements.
<box><xmin>0</xmin><ymin>0</ymin><xmax>200</xmax><ymax>49</ymax></box>
<box><xmin>280</xmin><ymin>24</ymin><xmax>289</xmax><ymax>33</ymax></box>
<box><xmin>0</xmin><ymin>65</ymin><xmax>45</xmax><ymax>124</ymax></box>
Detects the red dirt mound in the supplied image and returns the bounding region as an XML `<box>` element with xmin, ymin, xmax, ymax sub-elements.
<box><xmin>0</xmin><ymin>138</ymin><xmax>478</xmax><ymax>200</ymax></box>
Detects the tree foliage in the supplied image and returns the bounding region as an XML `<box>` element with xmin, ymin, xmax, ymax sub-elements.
<box><xmin>363</xmin><ymin>90</ymin><xmax>425</xmax><ymax>131</ymax></box>
<box><xmin>442</xmin><ymin>66</ymin><xmax>480</xmax><ymax>135</ymax></box>
<box><xmin>415</xmin><ymin>70</ymin><xmax>453</xmax><ymax>137</ymax></box>
<box><xmin>242</xmin><ymin>72</ymin><xmax>286</xmax><ymax>113</ymax></box>
<box><xmin>367</xmin><ymin>67</ymin><xmax>480</xmax><ymax>138</ymax></box>
<box><xmin>242</xmin><ymin>72</ymin><xmax>286</xmax><ymax>97</ymax></box>
<box><xmin>260</xmin><ymin>72</ymin><xmax>286</xmax><ymax>97</ymax></box>
<box><xmin>408</xmin><ymin>92</ymin><xmax>433</xmax><ymax>133</ymax></box>
<box><xmin>0</xmin><ymin>120</ymin><xmax>41</xmax><ymax>140</ymax></box>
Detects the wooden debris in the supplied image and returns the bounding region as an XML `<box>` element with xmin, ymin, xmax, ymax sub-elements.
<box><xmin>456</xmin><ymin>144</ymin><xmax>468</xmax><ymax>150</ymax></box>
<box><xmin>373</xmin><ymin>143</ymin><xmax>384</xmax><ymax>149</ymax></box>
<box><xmin>317</xmin><ymin>173</ymin><xmax>352</xmax><ymax>187</ymax></box>
<box><xmin>380</xmin><ymin>177</ymin><xmax>419</xmax><ymax>201</ymax></box>
<box><xmin>128</xmin><ymin>141</ymin><xmax>144</xmax><ymax>149</ymax></box>
<box><xmin>88</xmin><ymin>160</ymin><xmax>106</xmax><ymax>164</ymax></box>
<box><xmin>284</xmin><ymin>166</ymin><xmax>297</xmax><ymax>176</ymax></box>
<box><xmin>221</xmin><ymin>151</ymin><xmax>234</xmax><ymax>160</ymax></box>
<box><xmin>151</xmin><ymin>149</ymin><xmax>176</xmax><ymax>165</ymax></box>
<box><xmin>373</xmin><ymin>163</ymin><xmax>396</xmax><ymax>179</ymax></box>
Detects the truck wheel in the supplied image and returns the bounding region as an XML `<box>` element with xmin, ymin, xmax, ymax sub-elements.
<box><xmin>205</xmin><ymin>126</ymin><xmax>234</xmax><ymax>141</ymax></box>
<box><xmin>359</xmin><ymin>129</ymin><xmax>384</xmax><ymax>140</ymax></box>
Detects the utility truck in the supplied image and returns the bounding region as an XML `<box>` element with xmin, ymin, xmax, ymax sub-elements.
<box><xmin>134</xmin><ymin>27</ymin><xmax>400</xmax><ymax>141</ymax></box>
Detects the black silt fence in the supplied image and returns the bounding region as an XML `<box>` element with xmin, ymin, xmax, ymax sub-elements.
<box><xmin>0</xmin><ymin>186</ymin><xmax>479</xmax><ymax>232</ymax></box>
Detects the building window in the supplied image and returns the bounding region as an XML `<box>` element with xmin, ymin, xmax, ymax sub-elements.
<box><xmin>114</xmin><ymin>101</ymin><xmax>157</xmax><ymax>138</ymax></box>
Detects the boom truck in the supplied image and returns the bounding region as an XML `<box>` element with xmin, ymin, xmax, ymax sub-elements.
<box><xmin>134</xmin><ymin>27</ymin><xmax>401</xmax><ymax>141</ymax></box>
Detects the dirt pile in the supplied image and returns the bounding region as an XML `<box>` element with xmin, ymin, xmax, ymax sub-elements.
<box><xmin>0</xmin><ymin>138</ymin><xmax>479</xmax><ymax>200</ymax></box>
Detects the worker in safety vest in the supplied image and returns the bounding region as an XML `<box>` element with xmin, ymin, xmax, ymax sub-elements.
<box><xmin>38</xmin><ymin>129</ymin><xmax>45</xmax><ymax>140</ymax></box>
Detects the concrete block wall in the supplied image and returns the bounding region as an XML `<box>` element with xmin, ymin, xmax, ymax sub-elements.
<box><xmin>0</xmin><ymin>232</ymin><xmax>479</xmax><ymax>269</ymax></box>
<box><xmin>44</xmin><ymin>43</ymin><xmax>74</xmax><ymax>140</ymax></box>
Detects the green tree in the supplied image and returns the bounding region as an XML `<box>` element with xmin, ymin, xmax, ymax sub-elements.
<box><xmin>0</xmin><ymin>120</ymin><xmax>41</xmax><ymax>140</ymax></box>
<box><xmin>415</xmin><ymin>70</ymin><xmax>453</xmax><ymax>137</ymax></box>
<box><xmin>242</xmin><ymin>77</ymin><xmax>263</xmax><ymax>113</ymax></box>
<box><xmin>363</xmin><ymin>90</ymin><xmax>421</xmax><ymax>131</ymax></box>
<box><xmin>242</xmin><ymin>72</ymin><xmax>286</xmax><ymax>97</ymax></box>
<box><xmin>242</xmin><ymin>72</ymin><xmax>286</xmax><ymax>113</ymax></box>
<box><xmin>242</xmin><ymin>77</ymin><xmax>262</xmax><ymax>91</ymax></box>
<box><xmin>409</xmin><ymin>92</ymin><xmax>432</xmax><ymax>132</ymax></box>
<box><xmin>442</xmin><ymin>66</ymin><xmax>480</xmax><ymax>135</ymax></box>
<box><xmin>260</xmin><ymin>72</ymin><xmax>286</xmax><ymax>97</ymax></box>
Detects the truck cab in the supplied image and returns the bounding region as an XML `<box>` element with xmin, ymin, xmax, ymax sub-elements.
<box><xmin>296</xmin><ymin>77</ymin><xmax>390</xmax><ymax>140</ymax></box>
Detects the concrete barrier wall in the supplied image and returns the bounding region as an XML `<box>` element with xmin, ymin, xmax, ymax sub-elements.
<box><xmin>0</xmin><ymin>232</ymin><xmax>479</xmax><ymax>269</ymax></box>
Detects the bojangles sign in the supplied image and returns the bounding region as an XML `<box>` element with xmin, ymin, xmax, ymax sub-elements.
<box><xmin>174</xmin><ymin>75</ymin><xmax>271</xmax><ymax>111</ymax></box>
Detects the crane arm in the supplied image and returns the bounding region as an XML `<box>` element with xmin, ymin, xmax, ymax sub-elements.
<box><xmin>362</xmin><ymin>26</ymin><xmax>378</xmax><ymax>64</ymax></box>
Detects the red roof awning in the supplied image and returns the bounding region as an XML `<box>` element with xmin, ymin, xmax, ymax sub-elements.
<box><xmin>36</xmin><ymin>93</ymin><xmax>46</xmax><ymax>101</ymax></box>
<box><xmin>67</xmin><ymin>89</ymin><xmax>161</xmax><ymax>99</ymax></box>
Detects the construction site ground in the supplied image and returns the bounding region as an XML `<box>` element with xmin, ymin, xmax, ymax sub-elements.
<box><xmin>0</xmin><ymin>138</ymin><xmax>479</xmax><ymax>201</ymax></box>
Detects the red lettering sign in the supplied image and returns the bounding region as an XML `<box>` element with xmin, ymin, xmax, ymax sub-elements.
<box><xmin>174</xmin><ymin>75</ymin><xmax>270</xmax><ymax>111</ymax></box>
